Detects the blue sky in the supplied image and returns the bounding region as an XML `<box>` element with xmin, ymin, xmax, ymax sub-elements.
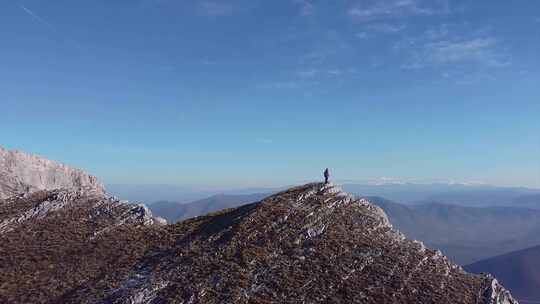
<box><xmin>1</xmin><ymin>0</ymin><xmax>539</xmax><ymax>188</ymax></box>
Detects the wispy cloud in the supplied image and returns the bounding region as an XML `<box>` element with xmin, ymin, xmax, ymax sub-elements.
<box><xmin>355</xmin><ymin>32</ymin><xmax>369</xmax><ymax>39</ymax></box>
<box><xmin>293</xmin><ymin>0</ymin><xmax>314</xmax><ymax>16</ymax></box>
<box><xmin>297</xmin><ymin>69</ymin><xmax>318</xmax><ymax>78</ymax></box>
<box><xmin>404</xmin><ymin>38</ymin><xmax>510</xmax><ymax>69</ymax></box>
<box><xmin>255</xmin><ymin>138</ymin><xmax>273</xmax><ymax>144</ymax></box>
<box><xmin>327</xmin><ymin>69</ymin><xmax>342</xmax><ymax>76</ymax></box>
<box><xmin>348</xmin><ymin>0</ymin><xmax>450</xmax><ymax>21</ymax></box>
<box><xmin>355</xmin><ymin>23</ymin><xmax>407</xmax><ymax>39</ymax></box>
<box><xmin>300</xmin><ymin>51</ymin><xmax>327</xmax><ymax>64</ymax></box>
<box><xmin>18</xmin><ymin>4</ymin><xmax>55</xmax><ymax>30</ymax></box>
<box><xmin>453</xmin><ymin>72</ymin><xmax>496</xmax><ymax>86</ymax></box>
<box><xmin>395</xmin><ymin>25</ymin><xmax>511</xmax><ymax>70</ymax></box>
<box><xmin>17</xmin><ymin>3</ymin><xmax>84</xmax><ymax>50</ymax></box>
<box><xmin>257</xmin><ymin>81</ymin><xmax>304</xmax><ymax>89</ymax></box>
<box><xmin>356</xmin><ymin>22</ymin><xmax>406</xmax><ymax>39</ymax></box>
<box><xmin>440</xmin><ymin>70</ymin><xmax>497</xmax><ymax>86</ymax></box>
<box><xmin>198</xmin><ymin>1</ymin><xmax>234</xmax><ymax>16</ymax></box>
<box><xmin>142</xmin><ymin>0</ymin><xmax>254</xmax><ymax>17</ymax></box>
<box><xmin>425</xmin><ymin>38</ymin><xmax>497</xmax><ymax>64</ymax></box>
<box><xmin>296</xmin><ymin>67</ymin><xmax>355</xmax><ymax>79</ymax></box>
<box><xmin>367</xmin><ymin>23</ymin><xmax>406</xmax><ymax>33</ymax></box>
<box><xmin>201</xmin><ymin>58</ymin><xmax>217</xmax><ymax>65</ymax></box>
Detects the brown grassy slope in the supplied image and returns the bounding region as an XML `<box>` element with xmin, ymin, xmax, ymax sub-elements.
<box><xmin>0</xmin><ymin>191</ymin><xmax>170</xmax><ymax>304</ymax></box>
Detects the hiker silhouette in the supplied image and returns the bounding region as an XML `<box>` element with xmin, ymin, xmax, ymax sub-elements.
<box><xmin>324</xmin><ymin>168</ymin><xmax>330</xmax><ymax>184</ymax></box>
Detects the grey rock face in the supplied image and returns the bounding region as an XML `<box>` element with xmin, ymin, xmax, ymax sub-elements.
<box><xmin>0</xmin><ymin>146</ymin><xmax>105</xmax><ymax>199</ymax></box>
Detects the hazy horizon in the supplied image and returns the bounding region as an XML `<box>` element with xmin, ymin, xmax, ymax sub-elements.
<box><xmin>2</xmin><ymin>143</ymin><xmax>539</xmax><ymax>190</ymax></box>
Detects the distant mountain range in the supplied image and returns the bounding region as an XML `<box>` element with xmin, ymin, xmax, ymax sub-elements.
<box><xmin>466</xmin><ymin>245</ymin><xmax>540</xmax><ymax>304</ymax></box>
<box><xmin>342</xmin><ymin>183</ymin><xmax>540</xmax><ymax>207</ymax></box>
<box><xmin>110</xmin><ymin>181</ymin><xmax>540</xmax><ymax>208</ymax></box>
<box><xmin>367</xmin><ymin>196</ymin><xmax>540</xmax><ymax>265</ymax></box>
<box><xmin>107</xmin><ymin>184</ymin><xmax>284</xmax><ymax>205</ymax></box>
<box><xmin>149</xmin><ymin>193</ymin><xmax>269</xmax><ymax>223</ymax></box>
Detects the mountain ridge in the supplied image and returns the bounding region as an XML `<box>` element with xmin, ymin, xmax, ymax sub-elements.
<box><xmin>148</xmin><ymin>192</ymin><xmax>540</xmax><ymax>265</ymax></box>
<box><xmin>0</xmin><ymin>182</ymin><xmax>519</xmax><ymax>303</ymax></box>
<box><xmin>100</xmin><ymin>183</ymin><xmax>516</xmax><ymax>303</ymax></box>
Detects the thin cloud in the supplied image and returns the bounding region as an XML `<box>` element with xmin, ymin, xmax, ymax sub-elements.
<box><xmin>453</xmin><ymin>72</ymin><xmax>496</xmax><ymax>86</ymax></box>
<box><xmin>257</xmin><ymin>81</ymin><xmax>303</xmax><ymax>89</ymax></box>
<box><xmin>257</xmin><ymin>78</ymin><xmax>322</xmax><ymax>90</ymax></box>
<box><xmin>142</xmin><ymin>0</ymin><xmax>255</xmax><ymax>17</ymax></box>
<box><xmin>327</xmin><ymin>69</ymin><xmax>342</xmax><ymax>76</ymax></box>
<box><xmin>255</xmin><ymin>138</ymin><xmax>273</xmax><ymax>144</ymax></box>
<box><xmin>198</xmin><ymin>1</ymin><xmax>234</xmax><ymax>16</ymax></box>
<box><xmin>439</xmin><ymin>70</ymin><xmax>497</xmax><ymax>86</ymax></box>
<box><xmin>367</xmin><ymin>23</ymin><xmax>406</xmax><ymax>33</ymax></box>
<box><xmin>18</xmin><ymin>4</ymin><xmax>55</xmax><ymax>30</ymax></box>
<box><xmin>355</xmin><ymin>23</ymin><xmax>405</xmax><ymax>40</ymax></box>
<box><xmin>293</xmin><ymin>0</ymin><xmax>314</xmax><ymax>16</ymax></box>
<box><xmin>17</xmin><ymin>3</ymin><xmax>84</xmax><ymax>50</ymax></box>
<box><xmin>201</xmin><ymin>59</ymin><xmax>217</xmax><ymax>65</ymax></box>
<box><xmin>295</xmin><ymin>68</ymin><xmax>348</xmax><ymax>78</ymax></box>
<box><xmin>407</xmin><ymin>38</ymin><xmax>510</xmax><ymax>68</ymax></box>
<box><xmin>348</xmin><ymin>0</ymin><xmax>450</xmax><ymax>21</ymax></box>
<box><xmin>355</xmin><ymin>32</ymin><xmax>369</xmax><ymax>39</ymax></box>
<box><xmin>296</xmin><ymin>69</ymin><xmax>318</xmax><ymax>78</ymax></box>
<box><xmin>396</xmin><ymin>25</ymin><xmax>511</xmax><ymax>70</ymax></box>
<box><xmin>425</xmin><ymin>38</ymin><xmax>497</xmax><ymax>64</ymax></box>
<box><xmin>300</xmin><ymin>51</ymin><xmax>327</xmax><ymax>64</ymax></box>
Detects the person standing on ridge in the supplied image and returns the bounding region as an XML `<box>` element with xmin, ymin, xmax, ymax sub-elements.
<box><xmin>324</xmin><ymin>168</ymin><xmax>330</xmax><ymax>184</ymax></box>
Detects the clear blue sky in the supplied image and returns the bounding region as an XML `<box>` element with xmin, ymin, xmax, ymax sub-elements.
<box><xmin>1</xmin><ymin>0</ymin><xmax>539</xmax><ymax>188</ymax></box>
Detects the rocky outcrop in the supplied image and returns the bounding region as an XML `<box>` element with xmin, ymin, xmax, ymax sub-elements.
<box><xmin>0</xmin><ymin>183</ymin><xmax>516</xmax><ymax>303</ymax></box>
<box><xmin>0</xmin><ymin>146</ymin><xmax>105</xmax><ymax>199</ymax></box>
<box><xmin>481</xmin><ymin>276</ymin><xmax>518</xmax><ymax>304</ymax></box>
<box><xmin>0</xmin><ymin>189</ymin><xmax>166</xmax><ymax>235</ymax></box>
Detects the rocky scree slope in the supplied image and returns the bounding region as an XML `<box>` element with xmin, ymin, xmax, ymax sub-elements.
<box><xmin>0</xmin><ymin>146</ymin><xmax>105</xmax><ymax>199</ymax></box>
<box><xmin>6</xmin><ymin>183</ymin><xmax>513</xmax><ymax>304</ymax></box>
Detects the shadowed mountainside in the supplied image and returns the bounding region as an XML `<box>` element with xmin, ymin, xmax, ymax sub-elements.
<box><xmin>466</xmin><ymin>245</ymin><xmax>540</xmax><ymax>304</ymax></box>
<box><xmin>512</xmin><ymin>194</ymin><xmax>540</xmax><ymax>210</ymax></box>
<box><xmin>367</xmin><ymin>196</ymin><xmax>540</xmax><ymax>265</ymax></box>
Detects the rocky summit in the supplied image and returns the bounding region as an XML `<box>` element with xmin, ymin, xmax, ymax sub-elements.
<box><xmin>0</xmin><ymin>182</ymin><xmax>517</xmax><ymax>304</ymax></box>
<box><xmin>0</xmin><ymin>146</ymin><xmax>105</xmax><ymax>199</ymax></box>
